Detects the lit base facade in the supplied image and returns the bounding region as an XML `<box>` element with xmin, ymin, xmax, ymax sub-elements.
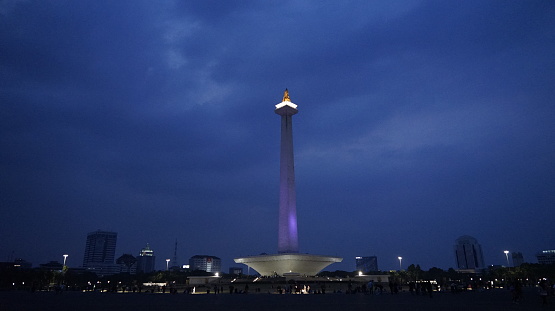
<box><xmin>234</xmin><ymin>253</ymin><xmax>342</xmax><ymax>276</ymax></box>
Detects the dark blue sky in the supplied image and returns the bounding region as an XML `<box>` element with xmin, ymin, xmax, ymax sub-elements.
<box><xmin>1</xmin><ymin>1</ymin><xmax>554</xmax><ymax>272</ymax></box>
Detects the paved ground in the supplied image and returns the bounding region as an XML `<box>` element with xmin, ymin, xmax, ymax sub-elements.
<box><xmin>0</xmin><ymin>287</ymin><xmax>553</xmax><ymax>311</ymax></box>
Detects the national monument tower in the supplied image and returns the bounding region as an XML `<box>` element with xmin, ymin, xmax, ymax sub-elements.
<box><xmin>234</xmin><ymin>90</ymin><xmax>342</xmax><ymax>276</ymax></box>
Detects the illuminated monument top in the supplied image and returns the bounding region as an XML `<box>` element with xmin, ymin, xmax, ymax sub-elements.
<box><xmin>234</xmin><ymin>90</ymin><xmax>342</xmax><ymax>276</ymax></box>
<box><xmin>275</xmin><ymin>88</ymin><xmax>299</xmax><ymax>254</ymax></box>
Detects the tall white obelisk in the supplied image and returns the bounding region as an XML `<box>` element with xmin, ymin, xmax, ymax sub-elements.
<box><xmin>233</xmin><ymin>90</ymin><xmax>342</xmax><ymax>276</ymax></box>
<box><xmin>275</xmin><ymin>89</ymin><xmax>299</xmax><ymax>254</ymax></box>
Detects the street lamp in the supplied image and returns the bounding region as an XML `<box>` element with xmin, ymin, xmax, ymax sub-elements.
<box><xmin>166</xmin><ymin>259</ymin><xmax>170</xmax><ymax>271</ymax></box>
<box><xmin>63</xmin><ymin>254</ymin><xmax>68</xmax><ymax>267</ymax></box>
<box><xmin>398</xmin><ymin>257</ymin><xmax>403</xmax><ymax>270</ymax></box>
<box><xmin>503</xmin><ymin>250</ymin><xmax>510</xmax><ymax>267</ymax></box>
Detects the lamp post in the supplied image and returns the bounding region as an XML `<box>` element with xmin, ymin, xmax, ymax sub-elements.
<box><xmin>503</xmin><ymin>250</ymin><xmax>510</xmax><ymax>267</ymax></box>
<box><xmin>398</xmin><ymin>257</ymin><xmax>403</xmax><ymax>270</ymax></box>
<box><xmin>63</xmin><ymin>254</ymin><xmax>68</xmax><ymax>267</ymax></box>
<box><xmin>166</xmin><ymin>259</ymin><xmax>170</xmax><ymax>271</ymax></box>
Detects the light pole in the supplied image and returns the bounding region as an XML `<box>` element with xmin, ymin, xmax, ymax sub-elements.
<box><xmin>166</xmin><ymin>259</ymin><xmax>170</xmax><ymax>271</ymax></box>
<box><xmin>398</xmin><ymin>257</ymin><xmax>403</xmax><ymax>270</ymax></box>
<box><xmin>63</xmin><ymin>254</ymin><xmax>68</xmax><ymax>267</ymax></box>
<box><xmin>503</xmin><ymin>250</ymin><xmax>510</xmax><ymax>267</ymax></box>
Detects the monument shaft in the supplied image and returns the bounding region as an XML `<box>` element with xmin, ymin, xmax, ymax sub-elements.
<box><xmin>275</xmin><ymin>91</ymin><xmax>299</xmax><ymax>254</ymax></box>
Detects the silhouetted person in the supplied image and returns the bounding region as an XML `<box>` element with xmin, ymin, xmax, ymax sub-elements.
<box><xmin>511</xmin><ymin>280</ymin><xmax>522</xmax><ymax>304</ymax></box>
<box><xmin>539</xmin><ymin>280</ymin><xmax>549</xmax><ymax>305</ymax></box>
<box><xmin>393</xmin><ymin>282</ymin><xmax>399</xmax><ymax>294</ymax></box>
<box><xmin>409</xmin><ymin>282</ymin><xmax>415</xmax><ymax>295</ymax></box>
<box><xmin>426</xmin><ymin>282</ymin><xmax>433</xmax><ymax>298</ymax></box>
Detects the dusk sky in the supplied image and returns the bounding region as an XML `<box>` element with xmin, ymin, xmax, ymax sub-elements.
<box><xmin>1</xmin><ymin>1</ymin><xmax>554</xmax><ymax>272</ymax></box>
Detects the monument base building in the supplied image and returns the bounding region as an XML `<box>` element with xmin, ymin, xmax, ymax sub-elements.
<box><xmin>234</xmin><ymin>253</ymin><xmax>342</xmax><ymax>277</ymax></box>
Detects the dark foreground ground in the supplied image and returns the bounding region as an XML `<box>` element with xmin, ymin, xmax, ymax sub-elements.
<box><xmin>0</xmin><ymin>287</ymin><xmax>553</xmax><ymax>311</ymax></box>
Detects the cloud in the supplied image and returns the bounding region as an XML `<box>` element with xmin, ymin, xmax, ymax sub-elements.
<box><xmin>165</xmin><ymin>49</ymin><xmax>188</xmax><ymax>69</ymax></box>
<box><xmin>0</xmin><ymin>0</ymin><xmax>27</xmax><ymax>16</ymax></box>
<box><xmin>1</xmin><ymin>0</ymin><xmax>554</xmax><ymax>271</ymax></box>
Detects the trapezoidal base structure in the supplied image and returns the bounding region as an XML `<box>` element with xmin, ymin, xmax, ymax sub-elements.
<box><xmin>234</xmin><ymin>253</ymin><xmax>342</xmax><ymax>277</ymax></box>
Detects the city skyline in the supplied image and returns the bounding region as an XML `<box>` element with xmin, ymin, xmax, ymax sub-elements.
<box><xmin>1</xmin><ymin>1</ymin><xmax>554</xmax><ymax>272</ymax></box>
<box><xmin>2</xmin><ymin>229</ymin><xmax>546</xmax><ymax>272</ymax></box>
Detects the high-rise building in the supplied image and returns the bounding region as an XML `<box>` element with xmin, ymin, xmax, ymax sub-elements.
<box><xmin>536</xmin><ymin>250</ymin><xmax>555</xmax><ymax>265</ymax></box>
<box><xmin>512</xmin><ymin>252</ymin><xmax>524</xmax><ymax>267</ymax></box>
<box><xmin>136</xmin><ymin>243</ymin><xmax>156</xmax><ymax>274</ymax></box>
<box><xmin>356</xmin><ymin>256</ymin><xmax>378</xmax><ymax>273</ymax></box>
<box><xmin>82</xmin><ymin>230</ymin><xmax>119</xmax><ymax>276</ymax></box>
<box><xmin>454</xmin><ymin>235</ymin><xmax>485</xmax><ymax>270</ymax></box>
<box><xmin>189</xmin><ymin>255</ymin><xmax>221</xmax><ymax>273</ymax></box>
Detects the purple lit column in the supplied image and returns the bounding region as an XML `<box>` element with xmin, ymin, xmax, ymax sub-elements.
<box><xmin>275</xmin><ymin>90</ymin><xmax>299</xmax><ymax>254</ymax></box>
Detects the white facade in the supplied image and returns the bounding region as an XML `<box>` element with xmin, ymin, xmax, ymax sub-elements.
<box><xmin>235</xmin><ymin>253</ymin><xmax>342</xmax><ymax>276</ymax></box>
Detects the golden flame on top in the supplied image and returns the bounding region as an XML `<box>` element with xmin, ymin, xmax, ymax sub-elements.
<box><xmin>282</xmin><ymin>89</ymin><xmax>291</xmax><ymax>102</ymax></box>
